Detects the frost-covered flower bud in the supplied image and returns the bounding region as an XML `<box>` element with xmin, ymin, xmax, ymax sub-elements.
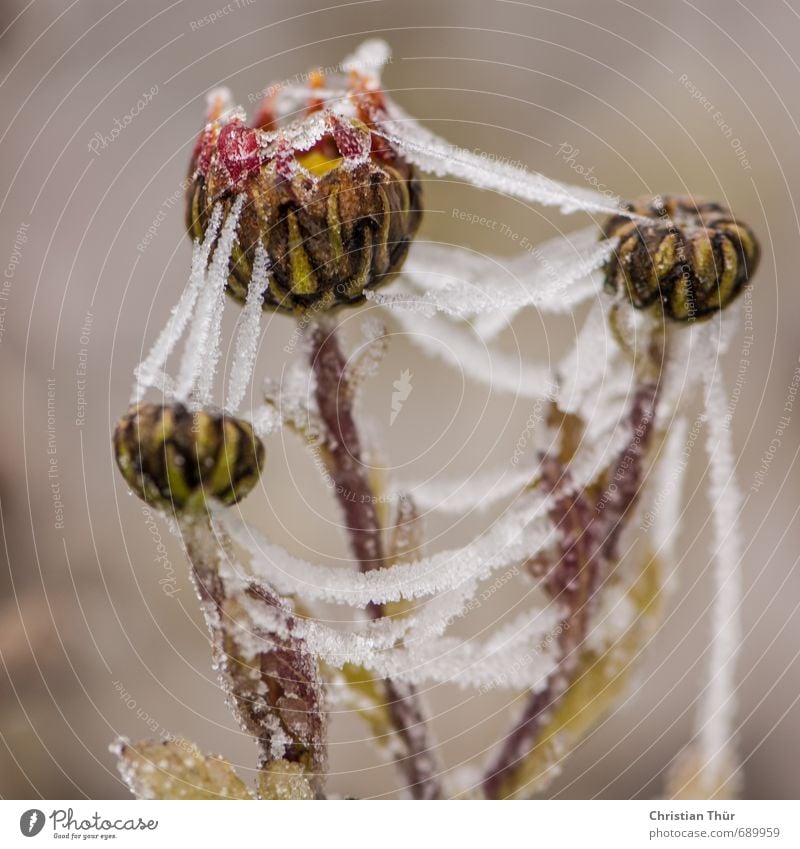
<box><xmin>113</xmin><ymin>403</ymin><xmax>264</xmax><ymax>512</ymax></box>
<box><xmin>602</xmin><ymin>195</ymin><xmax>759</xmax><ymax>321</ymax></box>
<box><xmin>186</xmin><ymin>73</ymin><xmax>423</xmax><ymax>314</ymax></box>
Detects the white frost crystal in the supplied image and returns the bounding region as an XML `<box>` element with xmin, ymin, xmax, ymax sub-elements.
<box><xmin>132</xmin><ymin>204</ymin><xmax>223</xmax><ymax>402</ymax></box>
<box><xmin>367</xmin><ymin>228</ymin><xmax>615</xmax><ymax>320</ymax></box>
<box><xmin>225</xmin><ymin>242</ymin><xmax>270</xmax><ymax>413</ymax></box>
<box><xmin>217</xmin><ymin>494</ymin><xmax>550</xmax><ymax>608</ymax></box>
<box><xmin>379</xmin><ymin>99</ymin><xmax>634</xmax><ymax>218</ymax></box>
<box><xmin>177</xmin><ymin>195</ymin><xmax>245</xmax><ymax>406</ymax></box>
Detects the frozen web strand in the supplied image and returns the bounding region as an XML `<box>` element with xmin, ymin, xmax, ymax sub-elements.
<box><xmin>224</xmin><ymin>518</ymin><xmax>525</xmax><ymax>653</ymax></box>
<box><xmin>413</xmin><ymin>225</ymin><xmax>608</xmax><ymax>289</ymax></box>
<box><xmin>225</xmin><ymin>242</ymin><xmax>269</xmax><ymax>414</ymax></box>
<box><xmin>175</xmin><ymin>195</ymin><xmax>245</xmax><ymax>406</ymax></box>
<box><xmin>194</xmin><ymin>198</ymin><xmax>246</xmax><ymax>406</ymax></box>
<box><xmin>390</xmin><ymin>309</ymin><xmax>555</xmax><ymax>399</ymax></box>
<box><xmin>695</xmin><ymin>369</ymin><xmax>744</xmax><ymax>787</ymax></box>
<box><xmin>472</xmin><ymin>308</ymin><xmax>520</xmax><ymax>341</ymax></box>
<box><xmin>386</xmin><ymin>306</ymin><xmax>639</xmax><ymax>517</ymax></box>
<box><xmin>369</xmin><ymin>262</ymin><xmax>605</xmax><ymax>320</ymax></box>
<box><xmin>317</xmin><ymin>606</ymin><xmax>560</xmax><ymax>691</ymax></box>
<box><xmin>379</xmin><ymin>100</ymin><xmax>646</xmax><ymax>219</ymax></box>
<box><xmin>225</xmin><ymin>557</ymin><xmax>534</xmax><ymax>664</ymax></box>
<box><xmin>553</xmin><ymin>297</ymin><xmax>646</xmax><ymax>476</ymax></box>
<box><xmin>232</xmin><ymin>572</ymin><xmax>560</xmax><ymax>690</ymax></box>
<box><xmin>221</xmin><ymin>501</ymin><xmax>550</xmax><ymax>607</ymax></box>
<box><xmin>651</xmin><ymin>417</ymin><xmax>689</xmax><ymax>574</ymax></box>
<box><xmin>400</xmin><ymin>465</ymin><xmax>539</xmax><ymax>515</ymax></box>
<box><xmin>658</xmin><ymin>311</ymin><xmax>732</xmax><ymax>421</ymax></box>
<box><xmin>467</xmin><ymin>230</ymin><xmax>612</xmax><ymax>340</ymax></box>
<box><xmin>216</xmin><ymin>494</ymin><xmax>551</xmax><ymax>607</ymax></box>
<box><xmin>131</xmin><ymin>204</ymin><xmax>223</xmax><ymax>402</ymax></box>
<box><xmin>555</xmin><ymin>300</ymin><xmax>618</xmax><ymax>419</ymax></box>
<box><xmin>395</xmin><ymin>385</ymin><xmax>631</xmax><ymax>518</ymax></box>
<box><xmin>392</xmin><ymin>328</ymin><xmax>631</xmax><ymax>520</ymax></box>
<box><xmin>369</xmin><ymin>229</ymin><xmax>614</xmax><ymax>320</ymax></box>
<box><xmin>472</xmin><ymin>269</ymin><xmax>604</xmax><ymax>341</ymax></box>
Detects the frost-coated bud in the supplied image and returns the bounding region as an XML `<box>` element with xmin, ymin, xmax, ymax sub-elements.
<box><xmin>113</xmin><ymin>403</ymin><xmax>264</xmax><ymax>513</ymax></box>
<box><xmin>186</xmin><ymin>72</ymin><xmax>422</xmax><ymax>314</ymax></box>
<box><xmin>602</xmin><ymin>195</ymin><xmax>759</xmax><ymax>321</ymax></box>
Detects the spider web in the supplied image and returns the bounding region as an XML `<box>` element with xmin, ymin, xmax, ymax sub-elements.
<box><xmin>127</xmin><ymin>40</ymin><xmax>746</xmax><ymax>791</ymax></box>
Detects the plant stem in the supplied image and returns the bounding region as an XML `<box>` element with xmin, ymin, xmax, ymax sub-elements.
<box><xmin>184</xmin><ymin>517</ymin><xmax>328</xmax><ymax>793</ymax></box>
<box><xmin>309</xmin><ymin>319</ymin><xmax>444</xmax><ymax>800</ymax></box>
<box><xmin>482</xmin><ymin>341</ymin><xmax>663</xmax><ymax>799</ymax></box>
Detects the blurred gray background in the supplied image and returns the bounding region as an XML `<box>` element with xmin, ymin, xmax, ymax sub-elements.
<box><xmin>1</xmin><ymin>0</ymin><xmax>799</xmax><ymax>799</ymax></box>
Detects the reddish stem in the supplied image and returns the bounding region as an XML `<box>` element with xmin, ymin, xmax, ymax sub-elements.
<box><xmin>482</xmin><ymin>376</ymin><xmax>660</xmax><ymax>799</ymax></box>
<box><xmin>309</xmin><ymin>321</ymin><xmax>444</xmax><ymax>800</ymax></box>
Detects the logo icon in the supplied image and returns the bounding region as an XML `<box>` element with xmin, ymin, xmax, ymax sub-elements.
<box><xmin>390</xmin><ymin>369</ymin><xmax>413</xmax><ymax>425</ymax></box>
<box><xmin>19</xmin><ymin>809</ymin><xmax>45</xmax><ymax>837</ymax></box>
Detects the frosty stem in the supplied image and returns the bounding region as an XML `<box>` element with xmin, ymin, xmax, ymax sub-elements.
<box><xmin>309</xmin><ymin>319</ymin><xmax>444</xmax><ymax>800</ymax></box>
<box><xmin>482</xmin><ymin>326</ymin><xmax>665</xmax><ymax>799</ymax></box>
<box><xmin>183</xmin><ymin>516</ymin><xmax>327</xmax><ymax>795</ymax></box>
<box><xmin>182</xmin><ymin>519</ymin><xmax>291</xmax><ymax>772</ymax></box>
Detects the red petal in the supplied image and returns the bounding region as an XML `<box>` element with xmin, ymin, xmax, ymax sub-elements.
<box><xmin>217</xmin><ymin>121</ymin><xmax>261</xmax><ymax>185</ymax></box>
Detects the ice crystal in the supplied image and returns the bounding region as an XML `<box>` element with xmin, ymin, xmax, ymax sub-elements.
<box><xmin>217</xmin><ymin>494</ymin><xmax>549</xmax><ymax>607</ymax></box>
<box><xmin>401</xmin><ymin>465</ymin><xmax>539</xmax><ymax>514</ymax></box>
<box><xmin>132</xmin><ymin>204</ymin><xmax>222</xmax><ymax>402</ymax></box>
<box><xmin>250</xmin><ymin>402</ymin><xmax>284</xmax><ymax>438</ymax></box>
<box><xmin>367</xmin><ymin>228</ymin><xmax>615</xmax><ymax>320</ymax></box>
<box><xmin>225</xmin><ymin>242</ymin><xmax>270</xmax><ymax>414</ymax></box>
<box><xmin>258</xmin><ymin>759</ymin><xmax>315</xmax><ymax>800</ymax></box>
<box><xmin>176</xmin><ymin>195</ymin><xmax>245</xmax><ymax>406</ymax></box>
<box><xmin>233</xmin><ymin>572</ymin><xmax>561</xmax><ymax>690</ymax></box>
<box><xmin>379</xmin><ymin>100</ymin><xmax>634</xmax><ymax>218</ymax></box>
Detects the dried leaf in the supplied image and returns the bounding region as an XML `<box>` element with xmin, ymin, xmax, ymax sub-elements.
<box><xmin>186</xmin><ymin>524</ymin><xmax>327</xmax><ymax>790</ymax></box>
<box><xmin>114</xmin><ymin>738</ymin><xmax>252</xmax><ymax>800</ymax></box>
<box><xmin>216</xmin><ymin>586</ymin><xmax>328</xmax><ymax>783</ymax></box>
<box><xmin>257</xmin><ymin>759</ymin><xmax>316</xmax><ymax>799</ymax></box>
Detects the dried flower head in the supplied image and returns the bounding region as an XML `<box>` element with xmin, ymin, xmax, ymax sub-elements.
<box><xmin>602</xmin><ymin>195</ymin><xmax>759</xmax><ymax>321</ymax></box>
<box><xmin>113</xmin><ymin>402</ymin><xmax>264</xmax><ymax>513</ymax></box>
<box><xmin>186</xmin><ymin>68</ymin><xmax>423</xmax><ymax>314</ymax></box>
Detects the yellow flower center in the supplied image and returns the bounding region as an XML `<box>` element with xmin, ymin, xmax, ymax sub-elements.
<box><xmin>296</xmin><ymin>147</ymin><xmax>343</xmax><ymax>177</ymax></box>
